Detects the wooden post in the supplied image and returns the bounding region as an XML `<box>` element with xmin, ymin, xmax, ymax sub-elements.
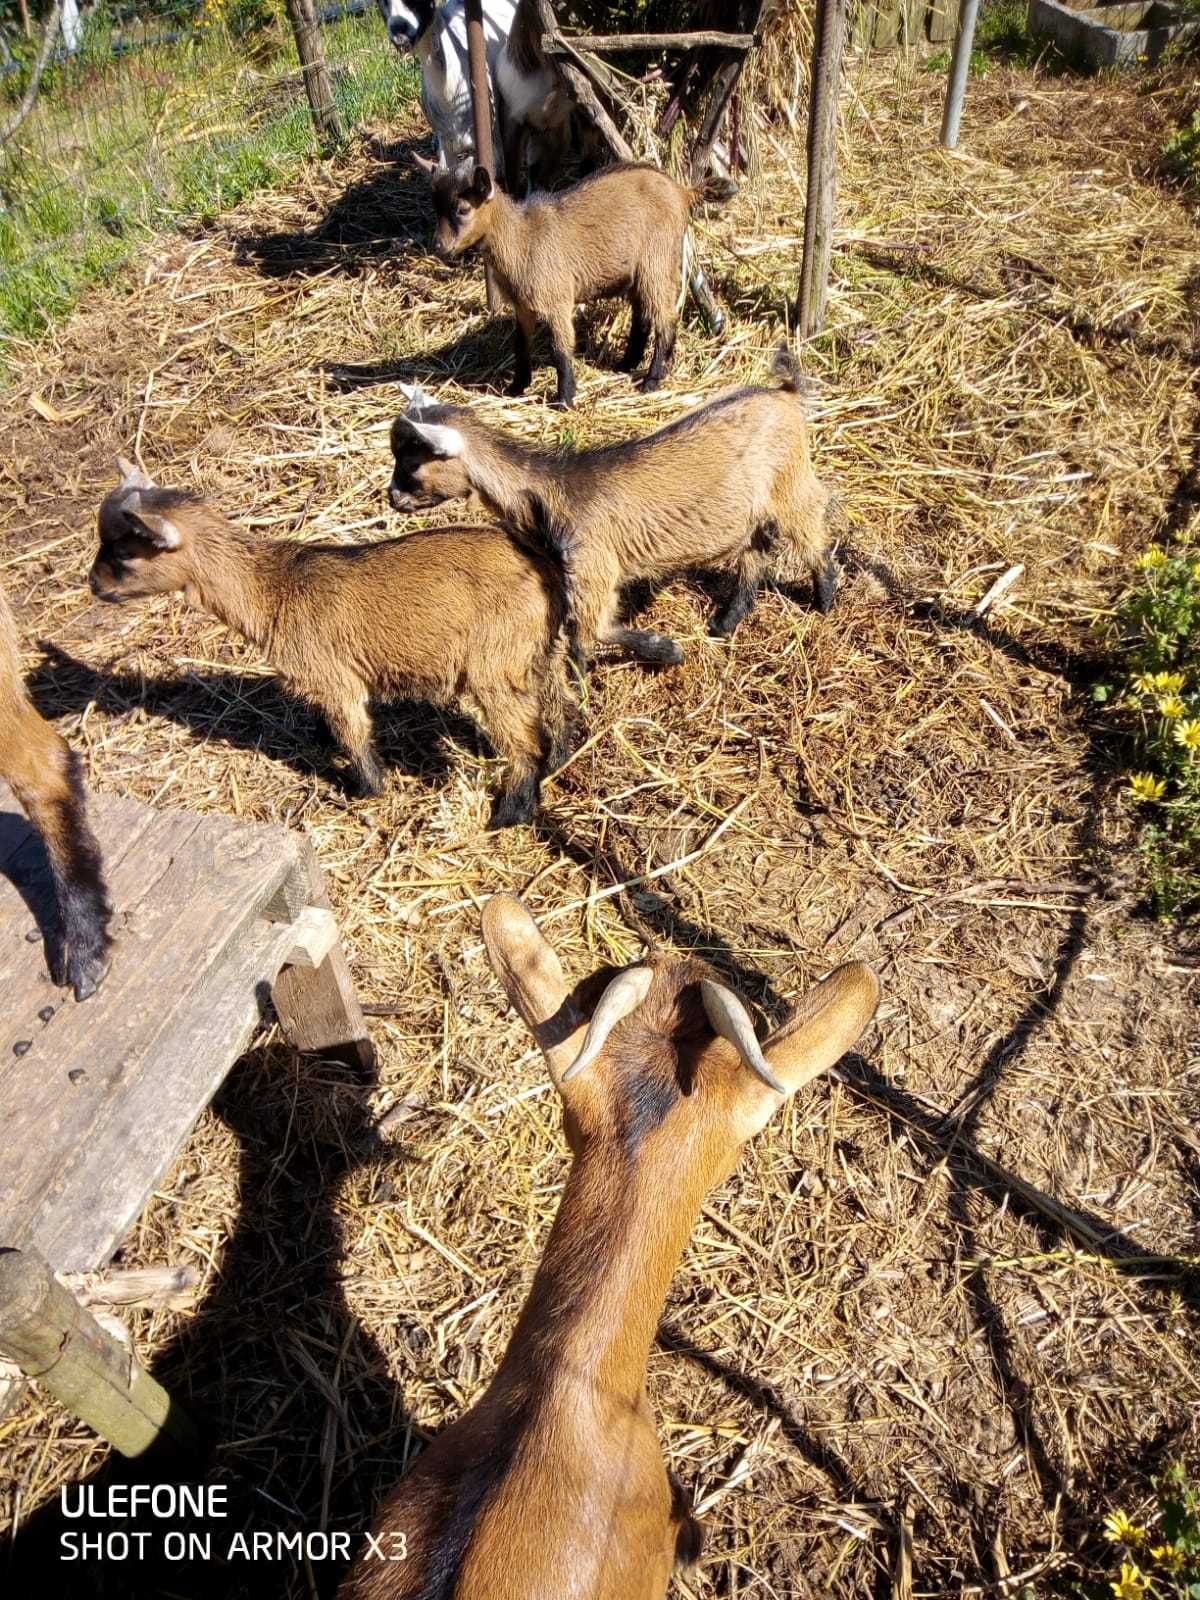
<box><xmin>265</xmin><ymin>845</ymin><xmax>375</xmax><ymax>1072</ymax></box>
<box><xmin>465</xmin><ymin>0</ymin><xmax>501</xmax><ymax>312</ymax></box>
<box><xmin>283</xmin><ymin>0</ymin><xmax>343</xmax><ymax>152</ymax></box>
<box><xmin>0</xmin><ymin>1248</ymin><xmax>197</xmax><ymax>1459</ymax></box>
<box><xmin>796</xmin><ymin>0</ymin><xmax>849</xmax><ymax>338</ymax></box>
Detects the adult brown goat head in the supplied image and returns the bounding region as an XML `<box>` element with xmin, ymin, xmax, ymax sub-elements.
<box><xmin>340</xmin><ymin>893</ymin><xmax>880</xmax><ymax>1600</ymax></box>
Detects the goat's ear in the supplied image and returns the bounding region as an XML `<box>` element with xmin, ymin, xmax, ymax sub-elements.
<box><xmin>482</xmin><ymin>894</ymin><xmax>586</xmax><ymax>1091</ymax></box>
<box><xmin>471</xmin><ymin>164</ymin><xmax>494</xmax><ymax>202</ymax></box>
<box><xmin>407</xmin><ymin>417</ymin><xmax>464</xmax><ymax>459</ymax></box>
<box><xmin>733</xmin><ymin>963</ymin><xmax>880</xmax><ymax>1139</ymax></box>
<box><xmin>121</xmin><ymin>493</ymin><xmax>182</xmax><ymax>551</ymax></box>
<box><xmin>115</xmin><ymin>456</ymin><xmax>154</xmax><ymax>491</ymax></box>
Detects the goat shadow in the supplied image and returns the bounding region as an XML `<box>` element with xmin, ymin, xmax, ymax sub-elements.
<box><xmin>321</xmin><ymin>296</ymin><xmax>654</xmax><ymax>401</ymax></box>
<box><xmin>233</xmin><ymin>132</ymin><xmax>437</xmax><ymax>281</ymax></box>
<box><xmin>2</xmin><ymin>1038</ymin><xmax>424</xmax><ymax>1598</ymax></box>
<box><xmin>27</xmin><ymin>642</ymin><xmax>507</xmax><ymax>802</ymax></box>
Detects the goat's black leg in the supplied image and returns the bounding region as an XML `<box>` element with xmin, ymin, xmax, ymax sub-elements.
<box><xmin>812</xmin><ymin>548</ymin><xmax>839</xmax><ymax>614</ymax></box>
<box><xmin>509</xmin><ymin>317</ymin><xmax>533</xmax><ymax>397</ymax></box>
<box><xmin>712</xmin><ymin>574</ymin><xmax>760</xmax><ymax>637</ymax></box>
<box><xmin>619</xmin><ymin>296</ymin><xmax>650</xmax><ymax>373</ymax></box>
<box><xmin>549</xmin><ymin>343</ymin><xmax>576</xmax><ymax>410</ymax></box>
<box><xmin>602</xmin><ymin>625</ymin><xmax>684</xmax><ymax>668</ymax></box>
<box><xmin>640</xmin><ymin>323</ymin><xmax>677</xmax><ymax>394</ymax></box>
<box><xmin>488</xmin><ymin>768</ymin><xmax>541</xmax><ymax>830</ymax></box>
<box><xmin>12</xmin><ymin>744</ymin><xmax>112</xmax><ymax>1001</ymax></box>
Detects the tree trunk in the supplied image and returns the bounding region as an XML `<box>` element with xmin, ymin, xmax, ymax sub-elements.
<box><xmin>282</xmin><ymin>0</ymin><xmax>343</xmax><ymax>152</ymax></box>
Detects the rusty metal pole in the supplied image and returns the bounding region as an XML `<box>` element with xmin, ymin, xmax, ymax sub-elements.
<box><xmin>465</xmin><ymin>0</ymin><xmax>501</xmax><ymax>311</ymax></box>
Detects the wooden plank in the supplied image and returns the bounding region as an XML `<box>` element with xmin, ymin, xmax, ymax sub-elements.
<box><xmin>272</xmin><ymin>836</ymin><xmax>375</xmax><ymax>1071</ymax></box>
<box><xmin>0</xmin><ymin>1248</ymin><xmax>197</xmax><ymax>1459</ymax></box>
<box><xmin>543</xmin><ymin>31</ymin><xmax>755</xmax><ymax>54</ymax></box>
<box><xmin>0</xmin><ymin>784</ymin><xmax>325</xmax><ymax>1270</ymax></box>
<box><xmin>927</xmin><ymin>0</ymin><xmax>962</xmax><ymax>42</ymax></box>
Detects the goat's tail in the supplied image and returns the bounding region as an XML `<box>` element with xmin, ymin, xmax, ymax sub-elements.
<box><xmin>771</xmin><ymin>345</ymin><xmax>818</xmax><ymax>402</ymax></box>
<box><xmin>687</xmin><ymin>175</ymin><xmax>739</xmax><ymax>208</ymax></box>
<box><xmin>512</xmin><ymin>504</ymin><xmax>585</xmax><ymax>683</ymax></box>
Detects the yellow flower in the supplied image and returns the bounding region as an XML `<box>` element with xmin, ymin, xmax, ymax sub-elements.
<box><xmin>1129</xmin><ymin>773</ymin><xmax>1167</xmax><ymax>802</ymax></box>
<box><xmin>1157</xmin><ymin>672</ymin><xmax>1186</xmax><ymax>693</ymax></box>
<box><xmin>1111</xmin><ymin>1561</ymin><xmax>1150</xmax><ymax>1599</ymax></box>
<box><xmin>1174</xmin><ymin>719</ymin><xmax>1200</xmax><ymax>751</ymax></box>
<box><xmin>1105</xmin><ymin>1511</ymin><xmax>1148</xmax><ymax>1548</ymax></box>
<box><xmin>1136</xmin><ymin>546</ymin><xmax>1168</xmax><ymax>570</ymax></box>
<box><xmin>1157</xmin><ymin>696</ymin><xmax>1187</xmax><ymax>719</ymax></box>
<box><xmin>1193</xmin><ymin>561</ymin><xmax>1200</xmax><ymax>581</ymax></box>
<box><xmin>1150</xmin><ymin>1543</ymin><xmax>1186</xmax><ymax>1572</ymax></box>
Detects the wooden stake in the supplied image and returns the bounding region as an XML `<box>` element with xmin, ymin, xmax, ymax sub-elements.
<box><xmin>282</xmin><ymin>0</ymin><xmax>343</xmax><ymax>153</ymax></box>
<box><xmin>796</xmin><ymin>0</ymin><xmax>849</xmax><ymax>338</ymax></box>
<box><xmin>0</xmin><ymin>1248</ymin><xmax>197</xmax><ymax>1459</ymax></box>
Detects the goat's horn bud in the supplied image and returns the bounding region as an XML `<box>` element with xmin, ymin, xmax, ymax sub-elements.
<box><xmin>561</xmin><ymin>966</ymin><xmax>654</xmax><ymax>1083</ymax></box>
<box><xmin>122</xmin><ymin>490</ymin><xmax>142</xmax><ymax>515</ymax></box>
<box><xmin>700</xmin><ymin>980</ymin><xmax>787</xmax><ymax>1096</ymax></box>
<box><xmin>399</xmin><ymin>381</ymin><xmax>431</xmax><ymax>412</ymax></box>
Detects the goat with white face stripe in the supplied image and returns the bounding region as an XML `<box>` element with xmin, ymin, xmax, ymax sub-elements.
<box><xmin>376</xmin><ymin>0</ymin><xmax>516</xmax><ymax>173</ymax></box>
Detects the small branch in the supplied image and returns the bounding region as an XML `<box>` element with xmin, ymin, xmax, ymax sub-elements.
<box><xmin>0</xmin><ymin>0</ymin><xmax>64</xmax><ymax>147</ymax></box>
<box><xmin>544</xmin><ymin>31</ymin><xmax>755</xmax><ymax>55</ymax></box>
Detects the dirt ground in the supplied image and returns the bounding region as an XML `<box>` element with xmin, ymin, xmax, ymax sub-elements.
<box><xmin>1</xmin><ymin>49</ymin><xmax>1198</xmax><ymax>1600</ymax></box>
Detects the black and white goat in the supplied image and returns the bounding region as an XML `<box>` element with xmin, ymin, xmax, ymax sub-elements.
<box><xmin>376</xmin><ymin>0</ymin><xmax>516</xmax><ymax>173</ymax></box>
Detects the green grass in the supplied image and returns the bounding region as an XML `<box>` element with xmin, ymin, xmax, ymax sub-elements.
<box><xmin>0</xmin><ymin>7</ymin><xmax>414</xmax><ymax>362</ymax></box>
<box><xmin>925</xmin><ymin>0</ymin><xmax>1039</xmax><ymax>73</ymax></box>
<box><xmin>1094</xmin><ymin>537</ymin><xmax>1200</xmax><ymax>924</ymax></box>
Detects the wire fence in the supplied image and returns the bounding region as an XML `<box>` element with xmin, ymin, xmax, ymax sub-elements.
<box><xmin>0</xmin><ymin>0</ymin><xmax>413</xmax><ymax>355</ymax></box>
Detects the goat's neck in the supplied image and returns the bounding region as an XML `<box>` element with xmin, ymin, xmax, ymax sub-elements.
<box><xmin>477</xmin><ymin>194</ymin><xmax>531</xmax><ymax>290</ymax></box>
<box><xmin>465</xmin><ymin>423</ymin><xmax>572</xmax><ymax>530</ymax></box>
<box><xmin>491</xmin><ymin>1133</ymin><xmax>712</xmax><ymax>1409</ymax></box>
<box><xmin>182</xmin><ymin>526</ymin><xmax>281</xmax><ymax>655</ymax></box>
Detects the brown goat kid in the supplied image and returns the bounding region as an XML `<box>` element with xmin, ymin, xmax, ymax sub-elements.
<box><xmin>0</xmin><ymin>584</ymin><xmax>111</xmax><ymax>1000</ymax></box>
<box><xmin>341</xmin><ymin>893</ymin><xmax>880</xmax><ymax>1600</ymax></box>
<box><xmin>90</xmin><ymin>462</ymin><xmax>575</xmax><ymax>828</ymax></box>
<box><xmin>431</xmin><ymin>162</ymin><xmax>723</xmax><ymax>407</ymax></box>
<box><xmin>390</xmin><ymin>351</ymin><xmax>835</xmax><ymax>666</ymax></box>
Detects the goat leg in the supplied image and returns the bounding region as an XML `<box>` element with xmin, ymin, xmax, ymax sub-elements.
<box><xmin>618</xmin><ymin>296</ymin><xmax>650</xmax><ymax>374</ymax></box>
<box><xmin>812</xmin><ymin>548</ymin><xmax>839</xmax><ymax>614</ymax></box>
<box><xmin>509</xmin><ymin>316</ymin><xmax>534</xmax><ymax>397</ymax></box>
<box><xmin>9</xmin><ymin>740</ymin><xmax>112</xmax><ymax>1002</ymax></box>
<box><xmin>639</xmin><ymin>323</ymin><xmax>677</xmax><ymax>394</ymax></box>
<box><xmin>488</xmin><ymin>765</ymin><xmax>541</xmax><ymax>830</ymax></box>
<box><xmin>602</xmin><ymin>625</ymin><xmax>684</xmax><ymax>668</ymax></box>
<box><xmin>712</xmin><ymin>573</ymin><xmax>760</xmax><ymax>638</ymax></box>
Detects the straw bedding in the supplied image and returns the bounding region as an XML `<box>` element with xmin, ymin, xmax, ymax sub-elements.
<box><xmin>0</xmin><ymin>46</ymin><xmax>1198</xmax><ymax>1600</ymax></box>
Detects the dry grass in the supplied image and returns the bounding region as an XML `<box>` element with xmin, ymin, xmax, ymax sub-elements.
<box><xmin>1</xmin><ymin>47</ymin><xmax>1199</xmax><ymax>1600</ymax></box>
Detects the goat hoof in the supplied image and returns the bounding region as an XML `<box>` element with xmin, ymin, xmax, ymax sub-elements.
<box><xmin>550</xmin><ymin>396</ymin><xmax>574</xmax><ymax>413</ymax></box>
<box><xmin>507</xmin><ymin>379</ymin><xmax>530</xmax><ymax>398</ymax></box>
<box><xmin>638</xmin><ymin>376</ymin><xmax>662</xmax><ymax>394</ymax></box>
<box><xmin>487</xmin><ymin>800</ymin><xmax>536</xmax><ymax>830</ymax></box>
<box><xmin>69</xmin><ymin>951</ymin><xmax>111</xmax><ymax>1003</ymax></box>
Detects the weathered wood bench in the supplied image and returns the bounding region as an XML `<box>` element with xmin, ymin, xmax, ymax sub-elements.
<box><xmin>0</xmin><ymin>781</ymin><xmax>374</xmax><ymax>1450</ymax></box>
